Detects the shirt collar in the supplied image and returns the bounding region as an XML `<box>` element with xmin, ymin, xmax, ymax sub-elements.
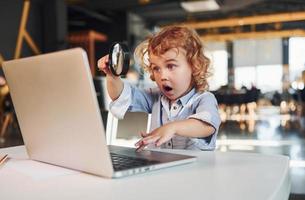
<box><xmin>161</xmin><ymin>87</ymin><xmax>196</xmax><ymax>107</ymax></box>
<box><xmin>179</xmin><ymin>88</ymin><xmax>196</xmax><ymax>106</ymax></box>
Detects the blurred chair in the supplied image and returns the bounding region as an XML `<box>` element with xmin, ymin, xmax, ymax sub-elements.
<box><xmin>93</xmin><ymin>77</ymin><xmax>111</xmax><ymax>128</ymax></box>
<box><xmin>68</xmin><ymin>30</ymin><xmax>107</xmax><ymax>76</ymax></box>
<box><xmin>0</xmin><ymin>86</ymin><xmax>13</xmax><ymax>142</ymax></box>
<box><xmin>106</xmin><ymin>112</ymin><xmax>151</xmax><ymax>147</ymax></box>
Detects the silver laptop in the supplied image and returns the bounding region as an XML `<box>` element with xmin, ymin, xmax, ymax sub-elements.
<box><xmin>2</xmin><ymin>48</ymin><xmax>196</xmax><ymax>178</ymax></box>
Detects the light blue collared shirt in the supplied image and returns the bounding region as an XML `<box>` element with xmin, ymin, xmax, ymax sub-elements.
<box><xmin>109</xmin><ymin>82</ymin><xmax>221</xmax><ymax>150</ymax></box>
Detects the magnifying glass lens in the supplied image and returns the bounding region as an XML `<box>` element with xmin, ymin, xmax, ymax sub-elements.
<box><xmin>109</xmin><ymin>42</ymin><xmax>130</xmax><ymax>76</ymax></box>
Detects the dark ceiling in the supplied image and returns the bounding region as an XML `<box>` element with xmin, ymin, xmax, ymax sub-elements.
<box><xmin>67</xmin><ymin>0</ymin><xmax>305</xmax><ymax>42</ymax></box>
<box><xmin>67</xmin><ymin>0</ymin><xmax>305</xmax><ymax>26</ymax></box>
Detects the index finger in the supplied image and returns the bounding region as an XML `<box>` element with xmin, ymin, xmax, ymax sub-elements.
<box><xmin>139</xmin><ymin>131</ymin><xmax>149</xmax><ymax>138</ymax></box>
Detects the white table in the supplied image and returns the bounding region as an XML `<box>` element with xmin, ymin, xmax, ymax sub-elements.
<box><xmin>0</xmin><ymin>145</ymin><xmax>290</xmax><ymax>200</ymax></box>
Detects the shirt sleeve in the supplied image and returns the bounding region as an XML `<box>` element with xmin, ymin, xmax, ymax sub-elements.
<box><xmin>187</xmin><ymin>92</ymin><xmax>221</xmax><ymax>133</ymax></box>
<box><xmin>109</xmin><ymin>82</ymin><xmax>156</xmax><ymax>119</ymax></box>
<box><xmin>186</xmin><ymin>92</ymin><xmax>221</xmax><ymax>150</ymax></box>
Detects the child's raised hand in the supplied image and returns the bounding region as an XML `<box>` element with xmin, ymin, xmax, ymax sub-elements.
<box><xmin>97</xmin><ymin>55</ymin><xmax>111</xmax><ymax>75</ymax></box>
<box><xmin>135</xmin><ymin>124</ymin><xmax>176</xmax><ymax>152</ymax></box>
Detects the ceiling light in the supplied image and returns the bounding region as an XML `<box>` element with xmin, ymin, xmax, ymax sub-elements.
<box><xmin>181</xmin><ymin>0</ymin><xmax>220</xmax><ymax>13</ymax></box>
<box><xmin>138</xmin><ymin>0</ymin><xmax>150</xmax><ymax>5</ymax></box>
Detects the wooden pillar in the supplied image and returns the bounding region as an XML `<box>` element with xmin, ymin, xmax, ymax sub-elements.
<box><xmin>227</xmin><ymin>41</ymin><xmax>234</xmax><ymax>89</ymax></box>
<box><xmin>282</xmin><ymin>37</ymin><xmax>290</xmax><ymax>94</ymax></box>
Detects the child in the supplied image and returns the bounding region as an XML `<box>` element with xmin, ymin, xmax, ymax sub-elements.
<box><xmin>97</xmin><ymin>26</ymin><xmax>221</xmax><ymax>151</ymax></box>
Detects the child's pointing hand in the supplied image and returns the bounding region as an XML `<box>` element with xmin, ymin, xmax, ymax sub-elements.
<box><xmin>135</xmin><ymin>123</ymin><xmax>176</xmax><ymax>152</ymax></box>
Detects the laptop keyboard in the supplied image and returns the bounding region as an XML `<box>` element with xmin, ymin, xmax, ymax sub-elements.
<box><xmin>110</xmin><ymin>152</ymin><xmax>160</xmax><ymax>171</ymax></box>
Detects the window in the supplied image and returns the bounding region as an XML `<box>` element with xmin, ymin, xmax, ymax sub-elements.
<box><xmin>289</xmin><ymin>37</ymin><xmax>305</xmax><ymax>82</ymax></box>
<box><xmin>235</xmin><ymin>65</ymin><xmax>282</xmax><ymax>92</ymax></box>
<box><xmin>234</xmin><ymin>66</ymin><xmax>256</xmax><ymax>90</ymax></box>
<box><xmin>256</xmin><ymin>65</ymin><xmax>282</xmax><ymax>92</ymax></box>
<box><xmin>233</xmin><ymin>38</ymin><xmax>283</xmax><ymax>92</ymax></box>
<box><xmin>205</xmin><ymin>42</ymin><xmax>228</xmax><ymax>91</ymax></box>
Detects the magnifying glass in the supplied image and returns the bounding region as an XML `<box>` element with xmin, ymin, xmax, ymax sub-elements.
<box><xmin>108</xmin><ymin>42</ymin><xmax>130</xmax><ymax>76</ymax></box>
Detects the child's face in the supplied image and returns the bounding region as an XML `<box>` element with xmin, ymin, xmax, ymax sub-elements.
<box><xmin>149</xmin><ymin>48</ymin><xmax>193</xmax><ymax>101</ymax></box>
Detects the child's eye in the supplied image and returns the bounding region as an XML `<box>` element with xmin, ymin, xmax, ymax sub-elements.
<box><xmin>152</xmin><ymin>66</ymin><xmax>160</xmax><ymax>72</ymax></box>
<box><xmin>167</xmin><ymin>64</ymin><xmax>176</xmax><ymax>70</ymax></box>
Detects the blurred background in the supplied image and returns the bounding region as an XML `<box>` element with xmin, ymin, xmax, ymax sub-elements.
<box><xmin>0</xmin><ymin>0</ymin><xmax>305</xmax><ymax>199</ymax></box>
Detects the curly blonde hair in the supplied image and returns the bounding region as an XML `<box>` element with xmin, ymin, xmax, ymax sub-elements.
<box><xmin>134</xmin><ymin>26</ymin><xmax>211</xmax><ymax>92</ymax></box>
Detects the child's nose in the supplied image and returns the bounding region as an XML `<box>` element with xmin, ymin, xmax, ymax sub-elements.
<box><xmin>160</xmin><ymin>69</ymin><xmax>170</xmax><ymax>80</ymax></box>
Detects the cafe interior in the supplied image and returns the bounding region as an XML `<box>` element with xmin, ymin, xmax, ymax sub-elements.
<box><xmin>0</xmin><ymin>0</ymin><xmax>305</xmax><ymax>199</ymax></box>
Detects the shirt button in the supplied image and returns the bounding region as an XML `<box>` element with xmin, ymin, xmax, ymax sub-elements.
<box><xmin>173</xmin><ymin>106</ymin><xmax>177</xmax><ymax>110</ymax></box>
<box><xmin>167</xmin><ymin>142</ymin><xmax>171</xmax><ymax>146</ymax></box>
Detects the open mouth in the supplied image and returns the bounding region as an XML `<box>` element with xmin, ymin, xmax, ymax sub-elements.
<box><xmin>163</xmin><ymin>85</ymin><xmax>173</xmax><ymax>92</ymax></box>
